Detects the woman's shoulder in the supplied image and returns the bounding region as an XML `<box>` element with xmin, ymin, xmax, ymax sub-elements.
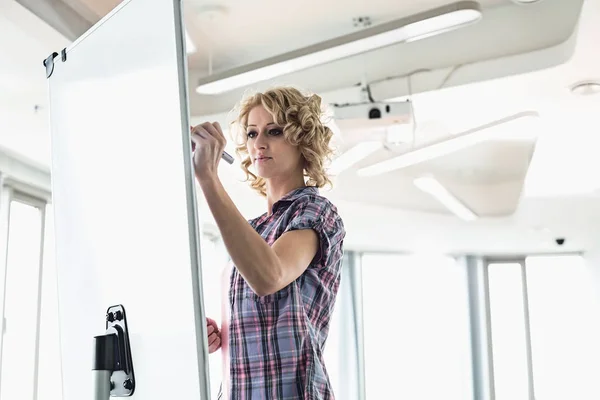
<box><xmin>247</xmin><ymin>186</ymin><xmax>345</xmax><ymax>233</ymax></box>
<box><xmin>282</xmin><ymin>190</ymin><xmax>345</xmax><ymax>248</ymax></box>
<box><xmin>287</xmin><ymin>188</ymin><xmax>343</xmax><ymax>222</ymax></box>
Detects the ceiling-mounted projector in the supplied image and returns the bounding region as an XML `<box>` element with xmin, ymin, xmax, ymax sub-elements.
<box><xmin>332</xmin><ymin>99</ymin><xmax>414</xmax><ymax>132</ymax></box>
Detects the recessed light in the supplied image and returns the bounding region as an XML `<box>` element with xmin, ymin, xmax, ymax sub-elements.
<box><xmin>571</xmin><ymin>80</ymin><xmax>600</xmax><ymax>96</ymax></box>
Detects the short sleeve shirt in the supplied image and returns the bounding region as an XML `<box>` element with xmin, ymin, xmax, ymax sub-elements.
<box><xmin>227</xmin><ymin>186</ymin><xmax>346</xmax><ymax>399</ymax></box>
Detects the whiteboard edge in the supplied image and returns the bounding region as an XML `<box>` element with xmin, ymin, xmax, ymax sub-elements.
<box><xmin>63</xmin><ymin>0</ymin><xmax>134</xmax><ymax>55</ymax></box>
<box><xmin>172</xmin><ymin>0</ymin><xmax>213</xmax><ymax>398</ymax></box>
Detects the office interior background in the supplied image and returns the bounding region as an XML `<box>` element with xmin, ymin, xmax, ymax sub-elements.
<box><xmin>2</xmin><ymin>0</ymin><xmax>600</xmax><ymax>399</ymax></box>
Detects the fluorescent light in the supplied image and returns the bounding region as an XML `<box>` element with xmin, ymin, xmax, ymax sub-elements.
<box><xmin>414</xmin><ymin>176</ymin><xmax>478</xmax><ymax>221</ymax></box>
<box><xmin>185</xmin><ymin>30</ymin><xmax>196</xmax><ymax>54</ymax></box>
<box><xmin>403</xmin><ymin>8</ymin><xmax>483</xmax><ymax>42</ymax></box>
<box><xmin>329</xmin><ymin>141</ymin><xmax>383</xmax><ymax>174</ymax></box>
<box><xmin>570</xmin><ymin>80</ymin><xmax>600</xmax><ymax>96</ymax></box>
<box><xmin>357</xmin><ymin>111</ymin><xmax>539</xmax><ymax>177</ymax></box>
<box><xmin>196</xmin><ymin>1</ymin><xmax>482</xmax><ymax>94</ymax></box>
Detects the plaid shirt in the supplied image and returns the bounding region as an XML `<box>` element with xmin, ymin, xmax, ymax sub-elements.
<box><xmin>226</xmin><ymin>186</ymin><xmax>345</xmax><ymax>399</ymax></box>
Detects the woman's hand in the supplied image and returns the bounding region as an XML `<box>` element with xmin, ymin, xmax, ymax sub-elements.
<box><xmin>206</xmin><ymin>317</ymin><xmax>222</xmax><ymax>354</ymax></box>
<box><xmin>191</xmin><ymin>122</ymin><xmax>226</xmax><ymax>182</ymax></box>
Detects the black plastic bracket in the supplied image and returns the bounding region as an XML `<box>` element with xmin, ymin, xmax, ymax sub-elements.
<box><xmin>93</xmin><ymin>305</ymin><xmax>136</xmax><ymax>396</ymax></box>
<box><xmin>43</xmin><ymin>52</ymin><xmax>59</xmax><ymax>79</ymax></box>
<box><xmin>43</xmin><ymin>48</ymin><xmax>67</xmax><ymax>79</ymax></box>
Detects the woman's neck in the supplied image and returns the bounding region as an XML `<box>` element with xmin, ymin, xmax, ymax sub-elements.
<box><xmin>265</xmin><ymin>176</ymin><xmax>306</xmax><ymax>215</ymax></box>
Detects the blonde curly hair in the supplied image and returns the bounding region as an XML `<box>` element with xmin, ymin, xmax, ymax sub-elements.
<box><xmin>231</xmin><ymin>86</ymin><xmax>334</xmax><ymax>197</ymax></box>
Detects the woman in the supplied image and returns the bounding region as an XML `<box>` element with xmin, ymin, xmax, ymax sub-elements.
<box><xmin>191</xmin><ymin>86</ymin><xmax>346</xmax><ymax>399</ymax></box>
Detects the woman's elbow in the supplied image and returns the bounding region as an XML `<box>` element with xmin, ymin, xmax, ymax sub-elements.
<box><xmin>251</xmin><ymin>284</ymin><xmax>276</xmax><ymax>297</ymax></box>
<box><xmin>252</xmin><ymin>270</ymin><xmax>285</xmax><ymax>297</ymax></box>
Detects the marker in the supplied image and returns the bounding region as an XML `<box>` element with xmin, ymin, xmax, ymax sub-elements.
<box><xmin>221</xmin><ymin>151</ymin><xmax>234</xmax><ymax>164</ymax></box>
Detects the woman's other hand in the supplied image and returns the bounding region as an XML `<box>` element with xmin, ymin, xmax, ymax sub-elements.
<box><xmin>206</xmin><ymin>317</ymin><xmax>222</xmax><ymax>353</ymax></box>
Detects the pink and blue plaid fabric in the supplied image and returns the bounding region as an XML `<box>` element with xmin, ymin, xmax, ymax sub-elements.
<box><xmin>226</xmin><ymin>186</ymin><xmax>345</xmax><ymax>399</ymax></box>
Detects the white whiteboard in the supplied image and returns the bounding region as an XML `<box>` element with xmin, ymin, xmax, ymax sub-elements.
<box><xmin>46</xmin><ymin>0</ymin><xmax>211</xmax><ymax>398</ymax></box>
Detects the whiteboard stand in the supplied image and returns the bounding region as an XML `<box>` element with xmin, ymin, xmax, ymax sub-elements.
<box><xmin>91</xmin><ymin>305</ymin><xmax>136</xmax><ymax>399</ymax></box>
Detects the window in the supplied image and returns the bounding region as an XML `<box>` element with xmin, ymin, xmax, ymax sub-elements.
<box><xmin>526</xmin><ymin>255</ymin><xmax>600</xmax><ymax>399</ymax></box>
<box><xmin>361</xmin><ymin>254</ymin><xmax>473</xmax><ymax>400</ymax></box>
<box><xmin>486</xmin><ymin>255</ymin><xmax>600</xmax><ymax>400</ymax></box>
<box><xmin>0</xmin><ymin>198</ymin><xmax>45</xmax><ymax>400</ymax></box>
<box><xmin>199</xmin><ymin>234</ymin><xmax>229</xmax><ymax>398</ymax></box>
<box><xmin>487</xmin><ymin>262</ymin><xmax>530</xmax><ymax>400</ymax></box>
<box><xmin>36</xmin><ymin>205</ymin><xmax>63</xmax><ymax>400</ymax></box>
<box><xmin>322</xmin><ymin>253</ymin><xmax>354</xmax><ymax>398</ymax></box>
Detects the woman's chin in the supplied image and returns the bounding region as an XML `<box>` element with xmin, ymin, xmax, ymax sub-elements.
<box><xmin>255</xmin><ymin>165</ymin><xmax>275</xmax><ymax>179</ymax></box>
<box><xmin>255</xmin><ymin>170</ymin><xmax>273</xmax><ymax>180</ymax></box>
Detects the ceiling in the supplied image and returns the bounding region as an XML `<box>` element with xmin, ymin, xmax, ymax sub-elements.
<box><xmin>1</xmin><ymin>0</ymin><xmax>600</xmax><ymax>254</ymax></box>
<box><xmin>14</xmin><ymin>0</ymin><xmax>584</xmax><ymax>111</ymax></box>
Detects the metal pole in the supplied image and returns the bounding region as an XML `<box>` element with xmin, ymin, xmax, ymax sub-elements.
<box><xmin>93</xmin><ymin>370</ymin><xmax>111</xmax><ymax>400</ymax></box>
<box><xmin>464</xmin><ymin>255</ymin><xmax>495</xmax><ymax>400</ymax></box>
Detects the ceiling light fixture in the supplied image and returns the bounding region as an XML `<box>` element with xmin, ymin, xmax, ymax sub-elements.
<box><xmin>570</xmin><ymin>80</ymin><xmax>600</xmax><ymax>96</ymax></box>
<box><xmin>357</xmin><ymin>111</ymin><xmax>539</xmax><ymax>177</ymax></box>
<box><xmin>414</xmin><ymin>176</ymin><xmax>478</xmax><ymax>221</ymax></box>
<box><xmin>196</xmin><ymin>1</ymin><xmax>482</xmax><ymax>95</ymax></box>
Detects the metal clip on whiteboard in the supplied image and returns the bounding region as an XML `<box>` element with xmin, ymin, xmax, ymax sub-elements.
<box><xmin>93</xmin><ymin>305</ymin><xmax>136</xmax><ymax>399</ymax></box>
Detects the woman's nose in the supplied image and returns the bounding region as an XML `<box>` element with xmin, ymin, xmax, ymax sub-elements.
<box><xmin>254</xmin><ymin>132</ymin><xmax>268</xmax><ymax>149</ymax></box>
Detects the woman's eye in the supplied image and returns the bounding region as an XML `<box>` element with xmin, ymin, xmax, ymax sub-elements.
<box><xmin>269</xmin><ymin>128</ymin><xmax>283</xmax><ymax>136</ymax></box>
<box><xmin>247</xmin><ymin>131</ymin><xmax>257</xmax><ymax>139</ymax></box>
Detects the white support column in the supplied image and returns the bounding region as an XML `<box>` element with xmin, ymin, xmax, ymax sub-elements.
<box><xmin>520</xmin><ymin>260</ymin><xmax>536</xmax><ymax>400</ymax></box>
<box><xmin>464</xmin><ymin>255</ymin><xmax>495</xmax><ymax>400</ymax></box>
